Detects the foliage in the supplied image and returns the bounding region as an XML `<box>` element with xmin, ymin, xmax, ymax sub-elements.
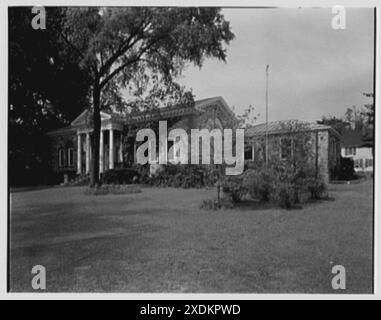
<box><xmin>317</xmin><ymin>116</ymin><xmax>349</xmax><ymax>135</ymax></box>
<box><xmin>70</xmin><ymin>174</ymin><xmax>90</xmax><ymax>186</ymax></box>
<box><xmin>362</xmin><ymin>92</ymin><xmax>374</xmax><ymax>126</ymax></box>
<box><xmin>8</xmin><ymin>7</ymin><xmax>91</xmax><ymax>186</ymax></box>
<box><xmin>243</xmin><ymin>168</ymin><xmax>273</xmax><ymax>202</ymax></box>
<box><xmin>304</xmin><ymin>177</ymin><xmax>328</xmax><ymax>200</ymax></box>
<box><xmin>269</xmin><ymin>182</ymin><xmax>295</xmax><ymax>209</ymax></box>
<box><xmin>235</xmin><ymin>104</ymin><xmax>259</xmax><ymax>128</ymax></box>
<box><xmin>221</xmin><ymin>174</ymin><xmax>248</xmax><ymax>203</ymax></box>
<box><xmin>222</xmin><ymin>163</ymin><xmax>328</xmax><ymax>209</ymax></box>
<box><xmin>267</xmin><ymin>163</ymin><xmax>328</xmax><ymax>207</ymax></box>
<box><xmin>145</xmin><ymin>164</ymin><xmax>223</xmax><ymax>188</ymax></box>
<box><xmin>61</xmin><ymin>7</ymin><xmax>235</xmax><ymax>186</ymax></box>
<box><xmin>332</xmin><ymin>156</ymin><xmax>356</xmax><ymax>181</ymax></box>
<box><xmin>319</xmin><ymin>92</ymin><xmax>374</xmax><ymax>134</ymax></box>
<box><xmin>101</xmin><ymin>168</ymin><xmax>140</xmax><ymax>185</ymax></box>
<box><xmin>222</xmin><ymin>120</ymin><xmax>330</xmax><ymax>208</ymax></box>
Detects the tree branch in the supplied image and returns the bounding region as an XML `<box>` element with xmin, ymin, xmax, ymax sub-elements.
<box><xmin>99</xmin><ymin>36</ymin><xmax>164</xmax><ymax>89</ymax></box>
<box><xmin>59</xmin><ymin>30</ymin><xmax>98</xmax><ymax>76</ymax></box>
<box><xmin>99</xmin><ymin>12</ymin><xmax>150</xmax><ymax>76</ymax></box>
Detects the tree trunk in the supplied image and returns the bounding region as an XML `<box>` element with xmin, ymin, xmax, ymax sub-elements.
<box><xmin>90</xmin><ymin>82</ymin><xmax>101</xmax><ymax>187</ymax></box>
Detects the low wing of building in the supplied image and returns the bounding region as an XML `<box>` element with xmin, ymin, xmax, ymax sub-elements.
<box><xmin>244</xmin><ymin>120</ymin><xmax>342</xmax><ymax>183</ymax></box>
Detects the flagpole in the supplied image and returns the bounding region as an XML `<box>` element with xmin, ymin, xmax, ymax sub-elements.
<box><xmin>265</xmin><ymin>64</ymin><xmax>269</xmax><ymax>167</ymax></box>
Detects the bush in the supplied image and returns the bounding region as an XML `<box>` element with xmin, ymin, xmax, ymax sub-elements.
<box><xmin>101</xmin><ymin>168</ymin><xmax>140</xmax><ymax>185</ymax></box>
<box><xmin>332</xmin><ymin>157</ymin><xmax>356</xmax><ymax>180</ymax></box>
<box><xmin>244</xmin><ymin>169</ymin><xmax>274</xmax><ymax>202</ymax></box>
<box><xmin>145</xmin><ymin>164</ymin><xmax>223</xmax><ymax>189</ymax></box>
<box><xmin>270</xmin><ymin>182</ymin><xmax>295</xmax><ymax>209</ymax></box>
<box><xmin>221</xmin><ymin>174</ymin><xmax>248</xmax><ymax>203</ymax></box>
<box><xmin>242</xmin><ymin>164</ymin><xmax>328</xmax><ymax>208</ymax></box>
<box><xmin>305</xmin><ymin>177</ymin><xmax>327</xmax><ymax>200</ymax></box>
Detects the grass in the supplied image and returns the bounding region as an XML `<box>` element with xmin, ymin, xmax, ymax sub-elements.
<box><xmin>84</xmin><ymin>184</ymin><xmax>142</xmax><ymax>196</ymax></box>
<box><xmin>9</xmin><ymin>180</ymin><xmax>373</xmax><ymax>293</ymax></box>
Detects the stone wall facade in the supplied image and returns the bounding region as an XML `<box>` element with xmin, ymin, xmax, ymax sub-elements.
<box><xmin>246</xmin><ymin>129</ymin><xmax>341</xmax><ymax>184</ymax></box>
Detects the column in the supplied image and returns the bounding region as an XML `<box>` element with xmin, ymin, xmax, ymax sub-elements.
<box><xmin>119</xmin><ymin>132</ymin><xmax>123</xmax><ymax>163</ymax></box>
<box><xmin>86</xmin><ymin>132</ymin><xmax>90</xmax><ymax>174</ymax></box>
<box><xmin>99</xmin><ymin>130</ymin><xmax>104</xmax><ymax>174</ymax></box>
<box><xmin>109</xmin><ymin>129</ymin><xmax>114</xmax><ymax>169</ymax></box>
<box><xmin>77</xmin><ymin>133</ymin><xmax>82</xmax><ymax>174</ymax></box>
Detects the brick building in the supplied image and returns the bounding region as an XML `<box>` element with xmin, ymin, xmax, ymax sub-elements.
<box><xmin>244</xmin><ymin>120</ymin><xmax>342</xmax><ymax>183</ymax></box>
<box><xmin>46</xmin><ymin>96</ymin><xmax>237</xmax><ymax>181</ymax></box>
<box><xmin>47</xmin><ymin>98</ymin><xmax>341</xmax><ymax>184</ymax></box>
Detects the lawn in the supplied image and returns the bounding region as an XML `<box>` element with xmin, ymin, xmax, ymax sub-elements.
<box><xmin>9</xmin><ymin>180</ymin><xmax>373</xmax><ymax>293</ymax></box>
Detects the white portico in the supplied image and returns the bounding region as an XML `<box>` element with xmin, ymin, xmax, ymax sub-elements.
<box><xmin>72</xmin><ymin>110</ymin><xmax>124</xmax><ymax>175</ymax></box>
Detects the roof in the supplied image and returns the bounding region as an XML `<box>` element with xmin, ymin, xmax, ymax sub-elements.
<box><xmin>69</xmin><ymin>96</ymin><xmax>237</xmax><ymax>126</ymax></box>
<box><xmin>245</xmin><ymin>120</ymin><xmax>340</xmax><ymax>137</ymax></box>
<box><xmin>194</xmin><ymin>96</ymin><xmax>236</xmax><ymax>119</ymax></box>
<box><xmin>125</xmin><ymin>103</ymin><xmax>198</xmax><ymax>124</ymax></box>
<box><xmin>46</xmin><ymin>126</ymin><xmax>76</xmax><ymax>136</ymax></box>
<box><xmin>342</xmin><ymin>128</ymin><xmax>374</xmax><ymax>147</ymax></box>
<box><xmin>47</xmin><ymin>96</ymin><xmax>237</xmax><ymax>134</ymax></box>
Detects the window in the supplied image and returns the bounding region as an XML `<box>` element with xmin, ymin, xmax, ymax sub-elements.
<box><xmin>280</xmin><ymin>137</ymin><xmax>292</xmax><ymax>160</ymax></box>
<box><xmin>345</xmin><ymin>147</ymin><xmax>357</xmax><ymax>156</ymax></box>
<box><xmin>67</xmin><ymin>148</ymin><xmax>74</xmax><ymax>166</ymax></box>
<box><xmin>359</xmin><ymin>159</ymin><xmax>363</xmax><ymax>169</ymax></box>
<box><xmin>365</xmin><ymin>159</ymin><xmax>373</xmax><ymax>168</ymax></box>
<box><xmin>58</xmin><ymin>148</ymin><xmax>64</xmax><ymax>167</ymax></box>
<box><xmin>244</xmin><ymin>145</ymin><xmax>254</xmax><ymax>161</ymax></box>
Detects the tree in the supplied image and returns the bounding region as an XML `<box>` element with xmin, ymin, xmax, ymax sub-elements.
<box><xmin>317</xmin><ymin>116</ymin><xmax>349</xmax><ymax>135</ymax></box>
<box><xmin>61</xmin><ymin>7</ymin><xmax>234</xmax><ymax>186</ymax></box>
<box><xmin>9</xmin><ymin>7</ymin><xmax>91</xmax><ymax>186</ymax></box>
<box><xmin>362</xmin><ymin>92</ymin><xmax>374</xmax><ymax>126</ymax></box>
<box><xmin>235</xmin><ymin>104</ymin><xmax>259</xmax><ymax>128</ymax></box>
<box><xmin>344</xmin><ymin>107</ymin><xmax>354</xmax><ymax>124</ymax></box>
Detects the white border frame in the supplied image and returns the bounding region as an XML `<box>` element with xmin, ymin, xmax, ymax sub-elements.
<box><xmin>1</xmin><ymin>0</ymin><xmax>379</xmax><ymax>300</ymax></box>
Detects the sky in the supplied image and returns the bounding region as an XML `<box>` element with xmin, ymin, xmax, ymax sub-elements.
<box><xmin>177</xmin><ymin>7</ymin><xmax>374</xmax><ymax>124</ymax></box>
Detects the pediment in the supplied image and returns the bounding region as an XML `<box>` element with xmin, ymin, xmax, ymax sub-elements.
<box><xmin>71</xmin><ymin>110</ymin><xmax>112</xmax><ymax>127</ymax></box>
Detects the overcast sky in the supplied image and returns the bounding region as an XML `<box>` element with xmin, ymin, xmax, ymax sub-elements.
<box><xmin>178</xmin><ymin>7</ymin><xmax>374</xmax><ymax>123</ymax></box>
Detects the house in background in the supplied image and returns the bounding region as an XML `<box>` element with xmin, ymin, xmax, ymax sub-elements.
<box><xmin>341</xmin><ymin>128</ymin><xmax>374</xmax><ymax>174</ymax></box>
<box><xmin>244</xmin><ymin>120</ymin><xmax>342</xmax><ymax>183</ymax></box>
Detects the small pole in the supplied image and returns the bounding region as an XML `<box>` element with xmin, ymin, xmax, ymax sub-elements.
<box><xmin>265</xmin><ymin>64</ymin><xmax>269</xmax><ymax>167</ymax></box>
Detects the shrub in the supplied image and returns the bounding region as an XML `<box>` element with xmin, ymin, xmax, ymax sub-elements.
<box><xmin>270</xmin><ymin>182</ymin><xmax>295</xmax><ymax>209</ymax></box>
<box><xmin>101</xmin><ymin>168</ymin><xmax>140</xmax><ymax>185</ymax></box>
<box><xmin>243</xmin><ymin>164</ymin><xmax>328</xmax><ymax>208</ymax></box>
<box><xmin>221</xmin><ymin>174</ymin><xmax>248</xmax><ymax>203</ymax></box>
<box><xmin>145</xmin><ymin>164</ymin><xmax>223</xmax><ymax>188</ymax></box>
<box><xmin>305</xmin><ymin>177</ymin><xmax>327</xmax><ymax>200</ymax></box>
<box><xmin>244</xmin><ymin>169</ymin><xmax>274</xmax><ymax>202</ymax></box>
<box><xmin>332</xmin><ymin>156</ymin><xmax>356</xmax><ymax>180</ymax></box>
